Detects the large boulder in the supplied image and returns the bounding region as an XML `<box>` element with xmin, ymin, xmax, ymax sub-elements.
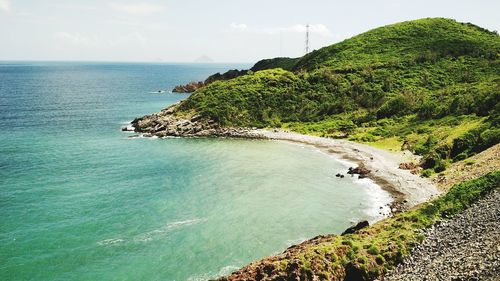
<box><xmin>342</xmin><ymin>220</ymin><xmax>369</xmax><ymax>235</ymax></box>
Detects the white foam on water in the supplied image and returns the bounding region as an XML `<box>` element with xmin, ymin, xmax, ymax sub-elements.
<box><xmin>357</xmin><ymin>178</ymin><xmax>393</xmax><ymax>222</ymax></box>
<box><xmin>97</xmin><ymin>238</ymin><xmax>125</xmax><ymax>246</ymax></box>
<box><xmin>134</xmin><ymin>218</ymin><xmax>206</xmax><ymax>243</ymax></box>
<box><xmin>283</xmin><ymin>140</ymin><xmax>393</xmax><ymax>223</ymax></box>
<box><xmin>218</xmin><ymin>265</ymin><xmax>240</xmax><ymax>277</ymax></box>
<box><xmin>187</xmin><ymin>265</ymin><xmax>240</xmax><ymax>281</ymax></box>
<box><xmin>284</xmin><ymin>237</ymin><xmax>307</xmax><ymax>248</ymax></box>
<box><xmin>148</xmin><ymin>90</ymin><xmax>170</xmax><ymax>94</ymax></box>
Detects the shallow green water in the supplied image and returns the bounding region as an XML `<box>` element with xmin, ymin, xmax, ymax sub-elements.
<box><xmin>0</xmin><ymin>62</ymin><xmax>391</xmax><ymax>280</ymax></box>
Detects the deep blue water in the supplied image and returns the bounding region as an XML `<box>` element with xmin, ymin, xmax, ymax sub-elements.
<box><xmin>0</xmin><ymin>62</ymin><xmax>391</xmax><ymax>281</ymax></box>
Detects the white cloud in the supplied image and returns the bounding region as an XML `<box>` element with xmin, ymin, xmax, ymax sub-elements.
<box><xmin>54</xmin><ymin>32</ymin><xmax>97</xmax><ymax>47</ymax></box>
<box><xmin>228</xmin><ymin>23</ymin><xmax>333</xmax><ymax>37</ymax></box>
<box><xmin>109</xmin><ymin>19</ymin><xmax>169</xmax><ymax>31</ymax></box>
<box><xmin>113</xmin><ymin>32</ymin><xmax>148</xmax><ymax>46</ymax></box>
<box><xmin>54</xmin><ymin>31</ymin><xmax>149</xmax><ymax>48</ymax></box>
<box><xmin>229</xmin><ymin>23</ymin><xmax>248</xmax><ymax>31</ymax></box>
<box><xmin>110</xmin><ymin>2</ymin><xmax>165</xmax><ymax>16</ymax></box>
<box><xmin>0</xmin><ymin>0</ymin><xmax>11</xmax><ymax>12</ymax></box>
<box><xmin>288</xmin><ymin>24</ymin><xmax>333</xmax><ymax>37</ymax></box>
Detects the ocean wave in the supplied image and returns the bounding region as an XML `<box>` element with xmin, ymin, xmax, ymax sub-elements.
<box><xmin>187</xmin><ymin>265</ymin><xmax>240</xmax><ymax>281</ymax></box>
<box><xmin>97</xmin><ymin>238</ymin><xmax>124</xmax><ymax>246</ymax></box>
<box><xmin>134</xmin><ymin>218</ymin><xmax>206</xmax><ymax>243</ymax></box>
<box><xmin>284</xmin><ymin>237</ymin><xmax>307</xmax><ymax>248</ymax></box>
<box><xmin>358</xmin><ymin>178</ymin><xmax>392</xmax><ymax>221</ymax></box>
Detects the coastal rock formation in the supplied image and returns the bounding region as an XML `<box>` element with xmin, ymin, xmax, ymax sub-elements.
<box><xmin>172</xmin><ymin>81</ymin><xmax>205</xmax><ymax>93</ymax></box>
<box><xmin>131</xmin><ymin>103</ymin><xmax>264</xmax><ymax>138</ymax></box>
<box><xmin>215</xmin><ymin>234</ymin><xmax>342</xmax><ymax>281</ymax></box>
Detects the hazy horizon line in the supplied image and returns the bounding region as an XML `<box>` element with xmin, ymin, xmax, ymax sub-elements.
<box><xmin>0</xmin><ymin>59</ymin><xmax>257</xmax><ymax>65</ymax></box>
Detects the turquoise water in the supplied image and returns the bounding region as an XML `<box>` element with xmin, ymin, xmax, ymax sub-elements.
<box><xmin>0</xmin><ymin>62</ymin><xmax>391</xmax><ymax>281</ymax></box>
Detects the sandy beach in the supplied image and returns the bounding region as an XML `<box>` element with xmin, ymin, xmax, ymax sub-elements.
<box><xmin>254</xmin><ymin>129</ymin><xmax>441</xmax><ymax>209</ymax></box>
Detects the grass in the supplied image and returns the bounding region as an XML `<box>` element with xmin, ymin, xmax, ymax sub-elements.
<box><xmin>366</xmin><ymin>137</ymin><xmax>402</xmax><ymax>151</ymax></box>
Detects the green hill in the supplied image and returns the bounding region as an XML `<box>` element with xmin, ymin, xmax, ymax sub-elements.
<box><xmin>174</xmin><ymin>18</ymin><xmax>499</xmax><ymax>175</ymax></box>
<box><xmin>293</xmin><ymin>18</ymin><xmax>498</xmax><ymax>71</ymax></box>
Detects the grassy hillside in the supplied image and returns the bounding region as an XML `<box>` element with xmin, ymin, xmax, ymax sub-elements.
<box><xmin>176</xmin><ymin>18</ymin><xmax>499</xmax><ymax>176</ymax></box>
<box><xmin>293</xmin><ymin>18</ymin><xmax>498</xmax><ymax>71</ymax></box>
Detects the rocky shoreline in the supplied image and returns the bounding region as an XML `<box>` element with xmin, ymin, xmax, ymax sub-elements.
<box><xmin>125</xmin><ymin>104</ymin><xmax>439</xmax><ymax>212</ymax></box>
<box><xmin>126</xmin><ymin>103</ymin><xmax>264</xmax><ymax>138</ymax></box>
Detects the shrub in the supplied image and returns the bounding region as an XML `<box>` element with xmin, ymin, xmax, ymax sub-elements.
<box><xmin>435</xmin><ymin>144</ymin><xmax>452</xmax><ymax>159</ymax></box>
<box><xmin>433</xmin><ymin>159</ymin><xmax>447</xmax><ymax>173</ymax></box>
<box><xmin>367</xmin><ymin>245</ymin><xmax>380</xmax><ymax>255</ymax></box>
<box><xmin>375</xmin><ymin>255</ymin><xmax>386</xmax><ymax>265</ymax></box>
<box><xmin>451</xmin><ymin>130</ymin><xmax>480</xmax><ymax>158</ymax></box>
<box><xmin>421</xmin><ymin>169</ymin><xmax>433</xmax><ymax>177</ymax></box>
<box><xmin>377</xmin><ymin>96</ymin><xmax>410</xmax><ymax>119</ymax></box>
<box><xmin>415</xmin><ymin>135</ymin><xmax>437</xmax><ymax>156</ymax></box>
<box><xmin>453</xmin><ymin>152</ymin><xmax>468</xmax><ymax>162</ymax></box>
<box><xmin>477</xmin><ymin>128</ymin><xmax>500</xmax><ymax>151</ymax></box>
<box><xmin>417</xmin><ymin>100</ymin><xmax>439</xmax><ymax>120</ymax></box>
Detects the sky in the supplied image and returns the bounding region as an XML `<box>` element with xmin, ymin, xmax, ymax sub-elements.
<box><xmin>0</xmin><ymin>0</ymin><xmax>499</xmax><ymax>63</ymax></box>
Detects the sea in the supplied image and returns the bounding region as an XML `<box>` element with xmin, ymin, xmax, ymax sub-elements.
<box><xmin>0</xmin><ymin>61</ymin><xmax>392</xmax><ymax>281</ymax></box>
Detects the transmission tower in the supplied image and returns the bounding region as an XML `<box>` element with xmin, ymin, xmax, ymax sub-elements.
<box><xmin>305</xmin><ymin>24</ymin><xmax>310</xmax><ymax>54</ymax></box>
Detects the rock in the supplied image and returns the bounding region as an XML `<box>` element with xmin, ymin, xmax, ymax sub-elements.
<box><xmin>342</xmin><ymin>220</ymin><xmax>369</xmax><ymax>235</ymax></box>
<box><xmin>399</xmin><ymin>162</ymin><xmax>419</xmax><ymax>170</ymax></box>
<box><xmin>172</xmin><ymin>81</ymin><xmax>205</xmax><ymax>93</ymax></box>
<box><xmin>347</xmin><ymin>165</ymin><xmax>371</xmax><ymax>175</ymax></box>
<box><xmin>130</xmin><ymin>103</ymin><xmax>268</xmax><ymax>139</ymax></box>
<box><xmin>401</xmin><ymin>140</ymin><xmax>412</xmax><ymax>151</ymax></box>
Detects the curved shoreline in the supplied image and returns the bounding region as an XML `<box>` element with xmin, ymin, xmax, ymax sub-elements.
<box><xmin>129</xmin><ymin>111</ymin><xmax>440</xmax><ymax>211</ymax></box>
<box><xmin>251</xmin><ymin>129</ymin><xmax>441</xmax><ymax>210</ymax></box>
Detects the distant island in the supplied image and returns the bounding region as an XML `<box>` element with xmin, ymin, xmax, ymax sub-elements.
<box><xmin>194</xmin><ymin>55</ymin><xmax>215</xmax><ymax>63</ymax></box>
<box><xmin>129</xmin><ymin>18</ymin><xmax>500</xmax><ymax>280</ymax></box>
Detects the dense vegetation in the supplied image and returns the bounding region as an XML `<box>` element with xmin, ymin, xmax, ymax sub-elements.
<box><xmin>251</xmin><ymin>57</ymin><xmax>300</xmax><ymax>72</ymax></box>
<box><xmin>260</xmin><ymin>171</ymin><xmax>500</xmax><ymax>280</ymax></box>
<box><xmin>177</xmin><ymin>18</ymin><xmax>500</xmax><ymax>175</ymax></box>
